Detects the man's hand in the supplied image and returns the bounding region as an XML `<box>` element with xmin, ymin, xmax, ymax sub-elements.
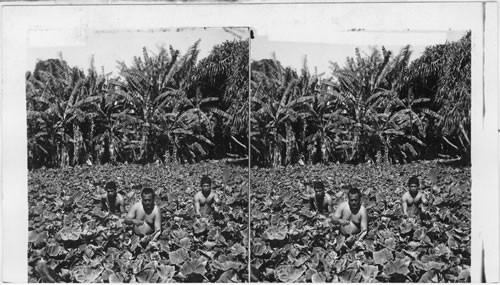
<box><xmin>338</xmin><ymin>219</ymin><xmax>350</xmax><ymax>226</ymax></box>
<box><xmin>133</xmin><ymin>219</ymin><xmax>144</xmax><ymax>226</ymax></box>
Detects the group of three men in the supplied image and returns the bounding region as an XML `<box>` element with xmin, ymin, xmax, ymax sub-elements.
<box><xmin>305</xmin><ymin>175</ymin><xmax>428</xmax><ymax>239</ymax></box>
<box><xmin>98</xmin><ymin>174</ymin><xmax>428</xmax><ymax>241</ymax></box>
<box><xmin>98</xmin><ymin>175</ymin><xmax>218</xmax><ymax>237</ymax></box>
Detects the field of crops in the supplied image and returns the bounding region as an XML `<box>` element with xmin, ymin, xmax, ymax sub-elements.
<box><xmin>28</xmin><ymin>161</ymin><xmax>249</xmax><ymax>283</ymax></box>
<box><xmin>250</xmin><ymin>161</ymin><xmax>471</xmax><ymax>282</ymax></box>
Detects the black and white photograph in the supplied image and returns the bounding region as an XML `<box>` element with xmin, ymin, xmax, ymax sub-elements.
<box><xmin>25</xmin><ymin>27</ymin><xmax>250</xmax><ymax>282</ymax></box>
<box><xmin>249</xmin><ymin>29</ymin><xmax>474</xmax><ymax>282</ymax></box>
<box><xmin>1</xmin><ymin>2</ymin><xmax>498</xmax><ymax>284</ymax></box>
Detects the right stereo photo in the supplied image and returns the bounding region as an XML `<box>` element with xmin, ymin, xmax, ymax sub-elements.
<box><xmin>249</xmin><ymin>29</ymin><xmax>471</xmax><ymax>283</ymax></box>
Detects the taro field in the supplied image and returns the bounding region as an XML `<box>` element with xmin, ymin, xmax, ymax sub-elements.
<box><xmin>250</xmin><ymin>161</ymin><xmax>471</xmax><ymax>282</ymax></box>
<box><xmin>28</xmin><ymin>161</ymin><xmax>249</xmax><ymax>283</ymax></box>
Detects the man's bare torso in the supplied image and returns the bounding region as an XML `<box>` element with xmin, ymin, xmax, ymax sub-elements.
<box><xmin>403</xmin><ymin>192</ymin><xmax>424</xmax><ymax>216</ymax></box>
<box><xmin>102</xmin><ymin>194</ymin><xmax>124</xmax><ymax>213</ymax></box>
<box><xmin>195</xmin><ymin>191</ymin><xmax>216</xmax><ymax>215</ymax></box>
<box><xmin>130</xmin><ymin>202</ymin><xmax>159</xmax><ymax>235</ymax></box>
<box><xmin>337</xmin><ymin>201</ymin><xmax>366</xmax><ymax>235</ymax></box>
<box><xmin>309</xmin><ymin>193</ymin><xmax>332</xmax><ymax>214</ymax></box>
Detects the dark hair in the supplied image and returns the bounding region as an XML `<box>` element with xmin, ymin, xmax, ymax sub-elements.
<box><xmin>408</xmin><ymin>176</ymin><xmax>419</xmax><ymax>186</ymax></box>
<box><xmin>105</xmin><ymin>181</ymin><xmax>117</xmax><ymax>190</ymax></box>
<box><xmin>200</xmin><ymin>175</ymin><xmax>211</xmax><ymax>186</ymax></box>
<box><xmin>313</xmin><ymin>181</ymin><xmax>325</xmax><ymax>190</ymax></box>
<box><xmin>348</xmin><ymin>187</ymin><xmax>361</xmax><ymax>197</ymax></box>
<box><xmin>141</xmin><ymin>188</ymin><xmax>155</xmax><ymax>197</ymax></box>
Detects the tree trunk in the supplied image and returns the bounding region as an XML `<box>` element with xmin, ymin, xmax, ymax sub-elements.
<box><xmin>321</xmin><ymin>138</ymin><xmax>328</xmax><ymax>164</ymax></box>
<box><xmin>59</xmin><ymin>142</ymin><xmax>69</xmax><ymax>168</ymax></box>
<box><xmin>109</xmin><ymin>130</ymin><xmax>117</xmax><ymax>163</ymax></box>
<box><xmin>285</xmin><ymin>122</ymin><xmax>294</xmax><ymax>165</ymax></box>
<box><xmin>272</xmin><ymin>131</ymin><xmax>281</xmax><ymax>167</ymax></box>
<box><xmin>139</xmin><ymin>129</ymin><xmax>148</xmax><ymax>162</ymax></box>
<box><xmin>89</xmin><ymin>118</ymin><xmax>95</xmax><ymax>163</ymax></box>
<box><xmin>73</xmin><ymin>123</ymin><xmax>82</xmax><ymax>166</ymax></box>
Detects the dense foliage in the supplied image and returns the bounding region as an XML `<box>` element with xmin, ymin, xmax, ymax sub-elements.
<box><xmin>250</xmin><ymin>161</ymin><xmax>471</xmax><ymax>282</ymax></box>
<box><xmin>26</xmin><ymin>39</ymin><xmax>249</xmax><ymax>169</ymax></box>
<box><xmin>250</xmin><ymin>32</ymin><xmax>471</xmax><ymax>167</ymax></box>
<box><xmin>28</xmin><ymin>161</ymin><xmax>249</xmax><ymax>282</ymax></box>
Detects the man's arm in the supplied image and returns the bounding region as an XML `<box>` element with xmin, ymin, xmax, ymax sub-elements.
<box><xmin>124</xmin><ymin>204</ymin><xmax>142</xmax><ymax>226</ymax></box>
<box><xmin>154</xmin><ymin>207</ymin><xmax>162</xmax><ymax>233</ymax></box>
<box><xmin>358</xmin><ymin>207</ymin><xmax>368</xmax><ymax>240</ymax></box>
<box><xmin>213</xmin><ymin>193</ymin><xmax>220</xmax><ymax>204</ymax></box>
<box><xmin>100</xmin><ymin>195</ymin><xmax>108</xmax><ymax>211</ymax></box>
<box><xmin>401</xmin><ymin>194</ymin><xmax>408</xmax><ymax>217</ymax></box>
<box><xmin>330</xmin><ymin>203</ymin><xmax>349</xmax><ymax>225</ymax></box>
<box><xmin>118</xmin><ymin>196</ymin><xmax>126</xmax><ymax>214</ymax></box>
<box><xmin>194</xmin><ymin>194</ymin><xmax>201</xmax><ymax>216</ymax></box>
<box><xmin>327</xmin><ymin>196</ymin><xmax>334</xmax><ymax>214</ymax></box>
<box><xmin>420</xmin><ymin>192</ymin><xmax>428</xmax><ymax>204</ymax></box>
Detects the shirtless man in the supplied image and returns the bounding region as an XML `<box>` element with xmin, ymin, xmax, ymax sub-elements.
<box><xmin>99</xmin><ymin>181</ymin><xmax>125</xmax><ymax>214</ymax></box>
<box><xmin>124</xmin><ymin>188</ymin><xmax>162</xmax><ymax>236</ymax></box>
<box><xmin>194</xmin><ymin>175</ymin><xmax>219</xmax><ymax>217</ymax></box>
<box><xmin>305</xmin><ymin>180</ymin><xmax>333</xmax><ymax>215</ymax></box>
<box><xmin>401</xmin><ymin>175</ymin><xmax>428</xmax><ymax>217</ymax></box>
<box><xmin>331</xmin><ymin>187</ymin><xmax>368</xmax><ymax>239</ymax></box>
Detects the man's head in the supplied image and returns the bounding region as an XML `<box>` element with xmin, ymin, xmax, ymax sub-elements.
<box><xmin>347</xmin><ymin>187</ymin><xmax>362</xmax><ymax>212</ymax></box>
<box><xmin>408</xmin><ymin>175</ymin><xmax>419</xmax><ymax>196</ymax></box>
<box><xmin>313</xmin><ymin>180</ymin><xmax>325</xmax><ymax>196</ymax></box>
<box><xmin>200</xmin><ymin>175</ymin><xmax>211</xmax><ymax>195</ymax></box>
<box><xmin>105</xmin><ymin>181</ymin><xmax>117</xmax><ymax>196</ymax></box>
<box><xmin>141</xmin><ymin>187</ymin><xmax>155</xmax><ymax>211</ymax></box>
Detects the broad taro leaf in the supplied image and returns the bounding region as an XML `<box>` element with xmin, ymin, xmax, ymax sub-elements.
<box><xmin>293</xmin><ymin>254</ymin><xmax>309</xmax><ymax>267</ymax></box>
<box><xmin>193</xmin><ymin>220</ymin><xmax>207</xmax><ymax>234</ymax></box>
<box><xmin>72</xmin><ymin>265</ymin><xmax>103</xmax><ymax>283</ymax></box>
<box><xmin>383</xmin><ymin>257</ymin><xmax>411</xmax><ymax>276</ymax></box>
<box><xmin>418</xmin><ymin>270</ymin><xmax>438</xmax><ymax>282</ymax></box>
<box><xmin>339</xmin><ymin>267</ymin><xmax>361</xmax><ymax>283</ymax></box>
<box><xmin>230</xmin><ymin>243</ymin><xmax>246</xmax><ymax>257</ymax></box>
<box><xmin>28</xmin><ymin>231</ymin><xmax>39</xmax><ymax>242</ymax></box>
<box><xmin>457</xmin><ymin>268</ymin><xmax>470</xmax><ymax>281</ymax></box>
<box><xmin>203</xmin><ymin>240</ymin><xmax>217</xmax><ymax>250</ymax></box>
<box><xmin>171</xmin><ymin>229</ymin><xmax>189</xmax><ymax>240</ymax></box>
<box><xmin>252</xmin><ymin>242</ymin><xmax>267</xmax><ymax>256</ymax></box>
<box><xmin>136</xmin><ymin>268</ymin><xmax>156</xmax><ymax>283</ymax></box>
<box><xmin>169</xmin><ymin>248</ymin><xmax>190</xmax><ymax>265</ymax></box>
<box><xmin>46</xmin><ymin>244</ymin><xmax>65</xmax><ymax>257</ymax></box>
<box><xmin>435</xmin><ymin>244</ymin><xmax>452</xmax><ymax>258</ymax></box>
<box><xmin>275</xmin><ymin>265</ymin><xmax>306</xmax><ymax>283</ymax></box>
<box><xmin>373</xmin><ymin>248</ymin><xmax>394</xmax><ymax>265</ymax></box>
<box><xmin>447</xmin><ymin>235</ymin><xmax>459</xmax><ymax>250</ymax></box>
<box><xmin>101</xmin><ymin>269</ymin><xmax>113</xmax><ymax>281</ymax></box>
<box><xmin>399</xmin><ymin>219</ymin><xmax>413</xmax><ymax>234</ymax></box>
<box><xmin>130</xmin><ymin>235</ymin><xmax>140</xmax><ymax>252</ymax></box>
<box><xmin>180</xmin><ymin>258</ymin><xmax>207</xmax><ymax>276</ymax></box>
<box><xmin>157</xmin><ymin>264</ymin><xmax>176</xmax><ymax>282</ymax></box>
<box><xmin>360</xmin><ymin>265</ymin><xmax>378</xmax><ymax>281</ymax></box>
<box><xmin>216</xmin><ymin>270</ymin><xmax>237</xmax><ymax>282</ymax></box>
<box><xmin>56</xmin><ymin>227</ymin><xmax>81</xmax><ymax>241</ymax></box>
<box><xmin>34</xmin><ymin>259</ymin><xmax>57</xmax><ymax>282</ymax></box>
<box><xmin>384</xmin><ymin>238</ymin><xmax>397</xmax><ymax>250</ymax></box>
<box><xmin>413</xmin><ymin>260</ymin><xmax>446</xmax><ymax>271</ymax></box>
<box><xmin>304</xmin><ymin>269</ymin><xmax>317</xmax><ymax>281</ymax></box>
<box><xmin>212</xmin><ymin>260</ymin><xmax>243</xmax><ymax>271</ymax></box>
<box><xmin>177</xmin><ymin>237</ymin><xmax>192</xmax><ymax>249</ymax></box>
<box><xmin>262</xmin><ymin>225</ymin><xmax>287</xmax><ymax>241</ymax></box>
<box><xmin>311</xmin><ymin>272</ymin><xmax>326</xmax><ymax>283</ymax></box>
<box><xmin>158</xmin><ymin>240</ymin><xmax>170</xmax><ymax>252</ymax></box>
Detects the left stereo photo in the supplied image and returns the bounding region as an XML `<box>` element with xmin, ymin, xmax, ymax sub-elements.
<box><xmin>26</xmin><ymin>27</ymin><xmax>250</xmax><ymax>283</ymax></box>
